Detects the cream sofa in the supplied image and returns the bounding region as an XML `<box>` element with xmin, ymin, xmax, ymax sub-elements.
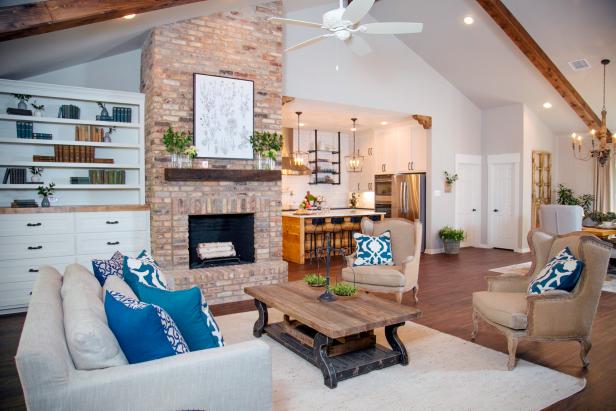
<box><xmin>15</xmin><ymin>265</ymin><xmax>273</xmax><ymax>411</ymax></box>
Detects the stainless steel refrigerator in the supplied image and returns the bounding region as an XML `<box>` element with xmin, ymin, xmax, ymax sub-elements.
<box><xmin>391</xmin><ymin>173</ymin><xmax>427</xmax><ymax>252</ymax></box>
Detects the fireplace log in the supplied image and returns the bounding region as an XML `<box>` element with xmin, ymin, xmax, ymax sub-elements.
<box><xmin>197</xmin><ymin>242</ymin><xmax>236</xmax><ymax>260</ymax></box>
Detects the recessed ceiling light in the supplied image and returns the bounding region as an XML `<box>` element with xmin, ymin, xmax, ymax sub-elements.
<box><xmin>299</xmin><ymin>123</ymin><xmax>305</xmax><ymax>127</ymax></box>
<box><xmin>123</xmin><ymin>14</ymin><xmax>136</xmax><ymax>20</ymax></box>
<box><xmin>543</xmin><ymin>102</ymin><xmax>552</xmax><ymax>109</ymax></box>
<box><xmin>350</xmin><ymin>127</ymin><xmax>357</xmax><ymax>132</ymax></box>
<box><xmin>380</xmin><ymin>121</ymin><xmax>388</xmax><ymax>126</ymax></box>
<box><xmin>464</xmin><ymin>16</ymin><xmax>474</xmax><ymax>25</ymax></box>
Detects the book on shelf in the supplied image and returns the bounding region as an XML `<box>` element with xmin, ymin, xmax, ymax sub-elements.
<box><xmin>70</xmin><ymin>177</ymin><xmax>90</xmax><ymax>185</ymax></box>
<box><xmin>96</xmin><ymin>115</ymin><xmax>114</xmax><ymax>121</ymax></box>
<box><xmin>7</xmin><ymin>108</ymin><xmax>33</xmax><ymax>116</ymax></box>
<box><xmin>3</xmin><ymin>168</ymin><xmax>27</xmax><ymax>184</ymax></box>
<box><xmin>112</xmin><ymin>107</ymin><xmax>132</xmax><ymax>123</ymax></box>
<box><xmin>88</xmin><ymin>169</ymin><xmax>126</xmax><ymax>184</ymax></box>
<box><xmin>93</xmin><ymin>158</ymin><xmax>114</xmax><ymax>164</ymax></box>
<box><xmin>32</xmin><ymin>133</ymin><xmax>52</xmax><ymax>140</ymax></box>
<box><xmin>58</xmin><ymin>104</ymin><xmax>80</xmax><ymax>119</ymax></box>
<box><xmin>16</xmin><ymin>121</ymin><xmax>34</xmax><ymax>139</ymax></box>
<box><xmin>33</xmin><ymin>155</ymin><xmax>56</xmax><ymax>162</ymax></box>
<box><xmin>11</xmin><ymin>199</ymin><xmax>39</xmax><ymax>208</ymax></box>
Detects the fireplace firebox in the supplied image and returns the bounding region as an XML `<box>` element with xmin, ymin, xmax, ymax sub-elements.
<box><xmin>188</xmin><ymin>214</ymin><xmax>255</xmax><ymax>268</ymax></box>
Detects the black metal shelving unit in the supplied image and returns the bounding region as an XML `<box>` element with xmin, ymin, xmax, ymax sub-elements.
<box><xmin>309</xmin><ymin>130</ymin><xmax>341</xmax><ymax>185</ymax></box>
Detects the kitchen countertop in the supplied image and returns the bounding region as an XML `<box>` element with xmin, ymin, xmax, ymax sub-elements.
<box><xmin>282</xmin><ymin>208</ymin><xmax>385</xmax><ymax>219</ymax></box>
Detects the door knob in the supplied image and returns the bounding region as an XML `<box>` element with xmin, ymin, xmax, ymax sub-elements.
<box><xmin>472</xmin><ymin>208</ymin><xmax>477</xmax><ymax>212</ymax></box>
<box><xmin>493</xmin><ymin>209</ymin><xmax>499</xmax><ymax>212</ymax></box>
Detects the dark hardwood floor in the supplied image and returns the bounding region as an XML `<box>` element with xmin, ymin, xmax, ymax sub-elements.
<box><xmin>1</xmin><ymin>248</ymin><xmax>614</xmax><ymax>410</ymax></box>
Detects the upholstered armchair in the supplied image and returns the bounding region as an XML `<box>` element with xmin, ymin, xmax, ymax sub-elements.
<box><xmin>471</xmin><ymin>230</ymin><xmax>611</xmax><ymax>370</ymax></box>
<box><xmin>539</xmin><ymin>204</ymin><xmax>584</xmax><ymax>235</ymax></box>
<box><xmin>341</xmin><ymin>218</ymin><xmax>422</xmax><ymax>304</ymax></box>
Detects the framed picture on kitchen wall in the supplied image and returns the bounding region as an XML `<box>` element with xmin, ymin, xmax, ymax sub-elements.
<box><xmin>193</xmin><ymin>73</ymin><xmax>254</xmax><ymax>159</ymax></box>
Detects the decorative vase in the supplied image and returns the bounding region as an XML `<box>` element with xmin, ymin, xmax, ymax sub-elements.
<box><xmin>41</xmin><ymin>195</ymin><xmax>50</xmax><ymax>208</ymax></box>
<box><xmin>444</xmin><ymin>182</ymin><xmax>453</xmax><ymax>193</ymax></box>
<box><xmin>103</xmin><ymin>131</ymin><xmax>112</xmax><ymax>143</ymax></box>
<box><xmin>256</xmin><ymin>153</ymin><xmax>273</xmax><ymax>170</ymax></box>
<box><xmin>179</xmin><ymin>154</ymin><xmax>192</xmax><ymax>168</ymax></box>
<box><xmin>30</xmin><ymin>175</ymin><xmax>41</xmax><ymax>183</ymax></box>
<box><xmin>34</xmin><ymin>110</ymin><xmax>42</xmax><ymax>117</ymax></box>
<box><xmin>100</xmin><ymin>106</ymin><xmax>109</xmax><ymax>118</ymax></box>
<box><xmin>443</xmin><ymin>239</ymin><xmax>460</xmax><ymax>254</ymax></box>
<box><xmin>18</xmin><ymin>99</ymin><xmax>27</xmax><ymax>110</ymax></box>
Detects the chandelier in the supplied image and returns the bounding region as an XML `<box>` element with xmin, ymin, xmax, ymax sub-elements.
<box><xmin>292</xmin><ymin>111</ymin><xmax>309</xmax><ymax>167</ymax></box>
<box><xmin>345</xmin><ymin>118</ymin><xmax>364</xmax><ymax>172</ymax></box>
<box><xmin>572</xmin><ymin>59</ymin><xmax>615</xmax><ymax>167</ymax></box>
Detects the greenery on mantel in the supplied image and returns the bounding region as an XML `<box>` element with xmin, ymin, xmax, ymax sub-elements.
<box><xmin>250</xmin><ymin>131</ymin><xmax>283</xmax><ymax>159</ymax></box>
<box><xmin>163</xmin><ymin>127</ymin><xmax>193</xmax><ymax>154</ymax></box>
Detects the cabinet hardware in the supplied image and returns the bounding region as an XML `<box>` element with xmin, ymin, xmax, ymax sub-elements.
<box><xmin>107</xmin><ymin>241</ymin><xmax>120</xmax><ymax>246</ymax></box>
<box><xmin>382</xmin><ymin>164</ymin><xmax>386</xmax><ymax>172</ymax></box>
<box><xmin>29</xmin><ymin>268</ymin><xmax>39</xmax><ymax>273</ymax></box>
<box><xmin>408</xmin><ymin>162</ymin><xmax>411</xmax><ymax>171</ymax></box>
<box><xmin>26</xmin><ymin>222</ymin><xmax>42</xmax><ymax>227</ymax></box>
<box><xmin>106</xmin><ymin>221</ymin><xmax>119</xmax><ymax>225</ymax></box>
<box><xmin>28</xmin><ymin>246</ymin><xmax>43</xmax><ymax>250</ymax></box>
<box><xmin>472</xmin><ymin>208</ymin><xmax>477</xmax><ymax>212</ymax></box>
<box><xmin>493</xmin><ymin>209</ymin><xmax>499</xmax><ymax>212</ymax></box>
<box><xmin>411</xmin><ymin>161</ymin><xmax>414</xmax><ymax>171</ymax></box>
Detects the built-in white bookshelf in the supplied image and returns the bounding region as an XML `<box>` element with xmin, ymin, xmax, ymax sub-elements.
<box><xmin>0</xmin><ymin>79</ymin><xmax>145</xmax><ymax>207</ymax></box>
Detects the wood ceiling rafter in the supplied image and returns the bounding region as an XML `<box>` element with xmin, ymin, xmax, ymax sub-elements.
<box><xmin>0</xmin><ymin>0</ymin><xmax>206</xmax><ymax>42</ymax></box>
<box><xmin>475</xmin><ymin>0</ymin><xmax>602</xmax><ymax>131</ymax></box>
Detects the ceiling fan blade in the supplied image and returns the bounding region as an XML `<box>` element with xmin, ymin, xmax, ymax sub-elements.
<box><xmin>268</xmin><ymin>17</ymin><xmax>322</xmax><ymax>28</ymax></box>
<box><xmin>342</xmin><ymin>0</ymin><xmax>375</xmax><ymax>24</ymax></box>
<box><xmin>346</xmin><ymin>35</ymin><xmax>372</xmax><ymax>56</ymax></box>
<box><xmin>286</xmin><ymin>34</ymin><xmax>329</xmax><ymax>52</ymax></box>
<box><xmin>360</xmin><ymin>22</ymin><xmax>423</xmax><ymax>35</ymax></box>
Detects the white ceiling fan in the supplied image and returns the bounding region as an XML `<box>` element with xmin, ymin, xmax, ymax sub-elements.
<box><xmin>269</xmin><ymin>0</ymin><xmax>423</xmax><ymax>56</ymax></box>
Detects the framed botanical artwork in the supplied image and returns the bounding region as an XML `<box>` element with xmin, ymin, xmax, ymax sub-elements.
<box><xmin>193</xmin><ymin>73</ymin><xmax>254</xmax><ymax>159</ymax></box>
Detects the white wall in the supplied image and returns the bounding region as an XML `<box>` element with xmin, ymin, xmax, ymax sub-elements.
<box><xmin>24</xmin><ymin>49</ymin><xmax>142</xmax><ymax>93</ymax></box>
<box><xmin>282</xmin><ymin>129</ymin><xmax>352</xmax><ymax>209</ymax></box>
<box><xmin>283</xmin><ymin>2</ymin><xmax>482</xmax><ymax>251</ymax></box>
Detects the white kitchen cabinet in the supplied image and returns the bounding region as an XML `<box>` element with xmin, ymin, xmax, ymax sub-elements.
<box><xmin>410</xmin><ymin>125</ymin><xmax>428</xmax><ymax>172</ymax></box>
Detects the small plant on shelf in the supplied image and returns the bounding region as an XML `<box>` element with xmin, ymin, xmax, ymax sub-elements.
<box><xmin>97</xmin><ymin>101</ymin><xmax>110</xmax><ymax>118</ymax></box>
<box><xmin>30</xmin><ymin>101</ymin><xmax>45</xmax><ymax>117</ymax></box>
<box><xmin>439</xmin><ymin>226</ymin><xmax>465</xmax><ymax>255</ymax></box>
<box><xmin>13</xmin><ymin>94</ymin><xmax>32</xmax><ymax>110</ymax></box>
<box><xmin>304</xmin><ymin>273</ymin><xmax>326</xmax><ymax>287</ymax></box>
<box><xmin>29</xmin><ymin>167</ymin><xmax>43</xmax><ymax>183</ymax></box>
<box><xmin>331</xmin><ymin>282</ymin><xmax>358</xmax><ymax>297</ymax></box>
<box><xmin>37</xmin><ymin>183</ymin><xmax>56</xmax><ymax>208</ymax></box>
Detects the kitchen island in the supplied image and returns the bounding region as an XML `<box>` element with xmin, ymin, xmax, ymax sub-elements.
<box><xmin>282</xmin><ymin>208</ymin><xmax>384</xmax><ymax>264</ymax></box>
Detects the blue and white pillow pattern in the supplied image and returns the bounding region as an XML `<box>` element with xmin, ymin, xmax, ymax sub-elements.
<box><xmin>122</xmin><ymin>250</ymin><xmax>168</xmax><ymax>290</ymax></box>
<box><xmin>202</xmin><ymin>298</ymin><xmax>224</xmax><ymax>348</ymax></box>
<box><xmin>105</xmin><ymin>291</ymin><xmax>189</xmax><ymax>364</ymax></box>
<box><xmin>528</xmin><ymin>247</ymin><xmax>585</xmax><ymax>295</ymax></box>
<box><xmin>92</xmin><ymin>251</ymin><xmax>124</xmax><ymax>286</ymax></box>
<box><xmin>353</xmin><ymin>231</ymin><xmax>394</xmax><ymax>266</ymax></box>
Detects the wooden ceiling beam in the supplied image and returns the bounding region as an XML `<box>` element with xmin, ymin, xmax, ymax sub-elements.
<box><xmin>0</xmin><ymin>0</ymin><xmax>206</xmax><ymax>42</ymax></box>
<box><xmin>475</xmin><ymin>0</ymin><xmax>601</xmax><ymax>130</ymax></box>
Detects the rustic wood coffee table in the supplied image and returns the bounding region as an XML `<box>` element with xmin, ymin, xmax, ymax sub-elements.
<box><xmin>245</xmin><ymin>281</ymin><xmax>422</xmax><ymax>388</ymax></box>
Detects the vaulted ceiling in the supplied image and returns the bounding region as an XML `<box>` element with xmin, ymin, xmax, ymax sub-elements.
<box><xmin>0</xmin><ymin>0</ymin><xmax>613</xmax><ymax>134</ymax></box>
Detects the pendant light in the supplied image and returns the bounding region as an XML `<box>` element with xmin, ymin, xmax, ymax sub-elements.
<box><xmin>345</xmin><ymin>118</ymin><xmax>364</xmax><ymax>172</ymax></box>
<box><xmin>292</xmin><ymin>111</ymin><xmax>309</xmax><ymax>167</ymax></box>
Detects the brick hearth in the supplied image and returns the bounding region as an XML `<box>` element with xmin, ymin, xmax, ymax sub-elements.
<box><xmin>140</xmin><ymin>1</ymin><xmax>288</xmax><ymax>304</ymax></box>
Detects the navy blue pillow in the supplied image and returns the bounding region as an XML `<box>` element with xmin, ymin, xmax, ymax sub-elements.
<box><xmin>134</xmin><ymin>284</ymin><xmax>224</xmax><ymax>351</ymax></box>
<box><xmin>528</xmin><ymin>247</ymin><xmax>585</xmax><ymax>294</ymax></box>
<box><xmin>104</xmin><ymin>291</ymin><xmax>189</xmax><ymax>364</ymax></box>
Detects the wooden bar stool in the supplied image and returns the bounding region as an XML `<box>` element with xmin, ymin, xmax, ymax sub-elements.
<box><xmin>305</xmin><ymin>218</ymin><xmax>326</xmax><ymax>264</ymax></box>
<box><xmin>326</xmin><ymin>217</ymin><xmax>347</xmax><ymax>258</ymax></box>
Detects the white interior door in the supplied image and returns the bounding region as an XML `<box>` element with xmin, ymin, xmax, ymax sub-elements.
<box><xmin>455</xmin><ymin>155</ymin><xmax>482</xmax><ymax>247</ymax></box>
<box><xmin>488</xmin><ymin>154</ymin><xmax>520</xmax><ymax>250</ymax></box>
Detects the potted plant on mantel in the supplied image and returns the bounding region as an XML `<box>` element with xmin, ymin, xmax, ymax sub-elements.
<box><xmin>163</xmin><ymin>127</ymin><xmax>193</xmax><ymax>168</ymax></box>
<box><xmin>439</xmin><ymin>226</ymin><xmax>465</xmax><ymax>255</ymax></box>
<box><xmin>250</xmin><ymin>131</ymin><xmax>283</xmax><ymax>170</ymax></box>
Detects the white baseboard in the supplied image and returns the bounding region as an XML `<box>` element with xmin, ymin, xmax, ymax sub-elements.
<box><xmin>514</xmin><ymin>247</ymin><xmax>531</xmax><ymax>254</ymax></box>
<box><xmin>425</xmin><ymin>248</ymin><xmax>444</xmax><ymax>254</ymax></box>
<box><xmin>476</xmin><ymin>243</ymin><xmax>492</xmax><ymax>249</ymax></box>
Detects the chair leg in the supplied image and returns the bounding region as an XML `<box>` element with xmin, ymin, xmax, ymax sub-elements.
<box><xmin>506</xmin><ymin>335</ymin><xmax>518</xmax><ymax>371</ymax></box>
<box><xmin>471</xmin><ymin>310</ymin><xmax>479</xmax><ymax>341</ymax></box>
<box><xmin>579</xmin><ymin>336</ymin><xmax>592</xmax><ymax>368</ymax></box>
<box><xmin>412</xmin><ymin>286</ymin><xmax>419</xmax><ymax>304</ymax></box>
<box><xmin>395</xmin><ymin>291</ymin><xmax>403</xmax><ymax>304</ymax></box>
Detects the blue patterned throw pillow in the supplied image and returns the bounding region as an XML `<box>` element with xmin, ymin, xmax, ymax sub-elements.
<box><xmin>528</xmin><ymin>247</ymin><xmax>585</xmax><ymax>295</ymax></box>
<box><xmin>122</xmin><ymin>250</ymin><xmax>168</xmax><ymax>290</ymax></box>
<box><xmin>104</xmin><ymin>291</ymin><xmax>189</xmax><ymax>364</ymax></box>
<box><xmin>92</xmin><ymin>251</ymin><xmax>124</xmax><ymax>286</ymax></box>
<box><xmin>134</xmin><ymin>283</ymin><xmax>224</xmax><ymax>350</ymax></box>
<box><xmin>353</xmin><ymin>231</ymin><xmax>394</xmax><ymax>266</ymax></box>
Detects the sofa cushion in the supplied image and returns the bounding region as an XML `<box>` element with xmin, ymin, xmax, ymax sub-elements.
<box><xmin>103</xmin><ymin>275</ymin><xmax>137</xmax><ymax>302</ymax></box>
<box><xmin>473</xmin><ymin>291</ymin><xmax>528</xmax><ymax>330</ymax></box>
<box><xmin>62</xmin><ymin>265</ymin><xmax>128</xmax><ymax>370</ymax></box>
<box><xmin>341</xmin><ymin>265</ymin><xmax>404</xmax><ymax>287</ymax></box>
<box><xmin>134</xmin><ymin>284</ymin><xmax>224</xmax><ymax>350</ymax></box>
<box><xmin>123</xmin><ymin>250</ymin><xmax>168</xmax><ymax>291</ymax></box>
<box><xmin>528</xmin><ymin>247</ymin><xmax>584</xmax><ymax>294</ymax></box>
<box><xmin>353</xmin><ymin>231</ymin><xmax>394</xmax><ymax>266</ymax></box>
<box><xmin>105</xmin><ymin>291</ymin><xmax>189</xmax><ymax>364</ymax></box>
<box><xmin>92</xmin><ymin>251</ymin><xmax>124</xmax><ymax>286</ymax></box>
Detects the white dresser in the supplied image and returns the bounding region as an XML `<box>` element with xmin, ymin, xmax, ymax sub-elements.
<box><xmin>0</xmin><ymin>206</ymin><xmax>150</xmax><ymax>314</ymax></box>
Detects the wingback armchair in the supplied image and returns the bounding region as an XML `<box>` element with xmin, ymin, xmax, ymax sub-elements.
<box><xmin>539</xmin><ymin>204</ymin><xmax>584</xmax><ymax>235</ymax></box>
<box><xmin>341</xmin><ymin>218</ymin><xmax>422</xmax><ymax>304</ymax></box>
<box><xmin>471</xmin><ymin>230</ymin><xmax>611</xmax><ymax>370</ymax></box>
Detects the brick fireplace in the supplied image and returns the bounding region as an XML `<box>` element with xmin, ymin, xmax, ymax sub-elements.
<box><xmin>140</xmin><ymin>1</ymin><xmax>288</xmax><ymax>304</ymax></box>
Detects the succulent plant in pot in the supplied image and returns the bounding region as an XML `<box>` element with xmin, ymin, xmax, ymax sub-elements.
<box><xmin>304</xmin><ymin>273</ymin><xmax>326</xmax><ymax>287</ymax></box>
<box><xmin>331</xmin><ymin>282</ymin><xmax>358</xmax><ymax>297</ymax></box>
<box><xmin>439</xmin><ymin>226</ymin><xmax>465</xmax><ymax>255</ymax></box>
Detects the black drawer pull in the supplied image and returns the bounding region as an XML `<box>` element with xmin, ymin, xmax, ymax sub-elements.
<box><xmin>29</xmin><ymin>268</ymin><xmax>39</xmax><ymax>273</ymax></box>
<box><xmin>107</xmin><ymin>241</ymin><xmax>120</xmax><ymax>246</ymax></box>
<box><xmin>106</xmin><ymin>221</ymin><xmax>119</xmax><ymax>225</ymax></box>
<box><xmin>28</xmin><ymin>246</ymin><xmax>43</xmax><ymax>250</ymax></box>
<box><xmin>27</xmin><ymin>223</ymin><xmax>42</xmax><ymax>227</ymax></box>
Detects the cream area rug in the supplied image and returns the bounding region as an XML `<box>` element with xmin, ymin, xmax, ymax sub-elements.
<box><xmin>490</xmin><ymin>261</ymin><xmax>616</xmax><ymax>293</ymax></box>
<box><xmin>217</xmin><ymin>310</ymin><xmax>585</xmax><ymax>411</ymax></box>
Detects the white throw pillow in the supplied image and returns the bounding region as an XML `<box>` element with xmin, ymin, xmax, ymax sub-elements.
<box><xmin>103</xmin><ymin>275</ymin><xmax>137</xmax><ymax>302</ymax></box>
<box><xmin>62</xmin><ymin>264</ymin><xmax>128</xmax><ymax>370</ymax></box>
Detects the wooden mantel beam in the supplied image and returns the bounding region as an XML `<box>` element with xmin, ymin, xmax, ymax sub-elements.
<box><xmin>0</xmin><ymin>0</ymin><xmax>206</xmax><ymax>42</ymax></box>
<box><xmin>475</xmin><ymin>0</ymin><xmax>602</xmax><ymax>130</ymax></box>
